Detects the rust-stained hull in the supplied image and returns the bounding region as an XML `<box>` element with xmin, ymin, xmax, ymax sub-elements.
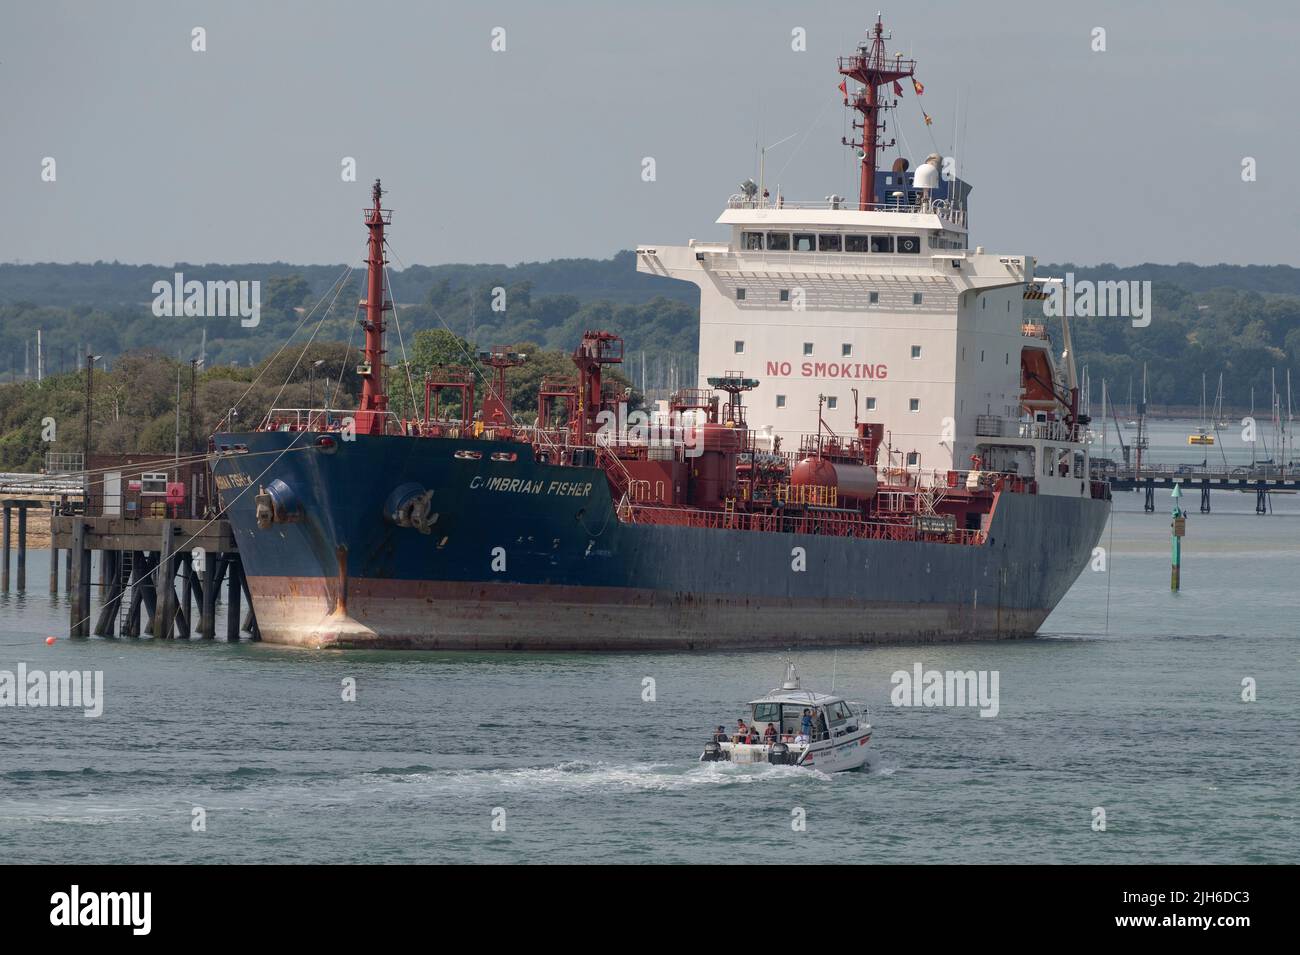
<box><xmin>246</xmin><ymin>576</ymin><xmax>1052</xmax><ymax>650</ymax></box>
<box><xmin>213</xmin><ymin>431</ymin><xmax>1109</xmax><ymax>651</ymax></box>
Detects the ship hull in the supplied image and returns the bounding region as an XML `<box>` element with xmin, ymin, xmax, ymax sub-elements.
<box><xmin>213</xmin><ymin>432</ymin><xmax>1109</xmax><ymax>650</ymax></box>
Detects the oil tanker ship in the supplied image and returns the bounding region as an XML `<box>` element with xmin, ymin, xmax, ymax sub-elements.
<box><xmin>212</xmin><ymin>19</ymin><xmax>1110</xmax><ymax>650</ymax></box>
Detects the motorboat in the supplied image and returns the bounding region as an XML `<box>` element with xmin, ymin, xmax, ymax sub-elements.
<box><xmin>700</xmin><ymin>664</ymin><xmax>871</xmax><ymax>772</ymax></box>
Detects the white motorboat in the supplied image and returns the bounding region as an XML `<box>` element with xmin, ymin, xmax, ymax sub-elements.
<box><xmin>700</xmin><ymin>664</ymin><xmax>872</xmax><ymax>772</ymax></box>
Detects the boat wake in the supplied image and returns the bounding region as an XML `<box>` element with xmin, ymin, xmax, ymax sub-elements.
<box><xmin>361</xmin><ymin>759</ymin><xmax>838</xmax><ymax>795</ymax></box>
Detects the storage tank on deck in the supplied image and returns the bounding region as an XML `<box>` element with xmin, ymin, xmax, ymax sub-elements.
<box><xmin>791</xmin><ymin>457</ymin><xmax>878</xmax><ymax>503</ymax></box>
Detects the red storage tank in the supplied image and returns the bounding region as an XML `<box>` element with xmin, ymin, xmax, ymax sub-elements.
<box><xmin>791</xmin><ymin>458</ymin><xmax>878</xmax><ymax>503</ymax></box>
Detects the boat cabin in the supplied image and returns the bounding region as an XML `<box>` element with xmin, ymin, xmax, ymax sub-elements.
<box><xmin>746</xmin><ymin>689</ymin><xmax>862</xmax><ymax>743</ymax></box>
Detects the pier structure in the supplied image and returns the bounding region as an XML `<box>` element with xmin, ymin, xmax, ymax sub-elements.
<box><xmin>1099</xmin><ymin>463</ymin><xmax>1300</xmax><ymax>514</ymax></box>
<box><xmin>49</xmin><ymin>515</ymin><xmax>255</xmax><ymax>641</ymax></box>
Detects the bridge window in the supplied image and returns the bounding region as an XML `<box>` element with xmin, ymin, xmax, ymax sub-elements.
<box><xmin>842</xmin><ymin>343</ymin><xmax>852</xmax><ymax>356</ymax></box>
<box><xmin>793</xmin><ymin>233</ymin><xmax>816</xmax><ymax>252</ymax></box>
<box><xmin>897</xmin><ymin>235</ymin><xmax>921</xmax><ymax>254</ymax></box>
<box><xmin>865</xmin><ymin>397</ymin><xmax>877</xmax><ymax>411</ymax></box>
<box><xmin>776</xmin><ymin>395</ymin><xmax>787</xmax><ymax>408</ymax></box>
<box><xmin>779</xmin><ymin>289</ymin><xmax>790</xmax><ymax>302</ymax></box>
<box><xmin>734</xmin><ymin>340</ymin><xmax>744</xmax><ymax>354</ymax></box>
<box><xmin>742</xmin><ymin>231</ymin><xmax>764</xmax><ymax>250</ymax></box>
<box><xmin>767</xmin><ymin>232</ymin><xmax>791</xmax><ymax>251</ymax></box>
<box><xmin>803</xmin><ymin>342</ymin><xmax>814</xmax><ymax>356</ymax></box>
<box><xmin>846</xmin><ymin>234</ymin><xmax>870</xmax><ymax>252</ymax></box>
<box><xmin>871</xmin><ymin>235</ymin><xmax>895</xmax><ymax>253</ymax></box>
<box><xmin>909</xmin><ymin>398</ymin><xmax>920</xmax><ymax>412</ymax></box>
<box><xmin>818</xmin><ymin>234</ymin><xmax>842</xmax><ymax>252</ymax></box>
<box><xmin>868</xmin><ymin>291</ymin><xmax>880</xmax><ymax>304</ymax></box>
<box><xmin>907</xmin><ymin>451</ymin><xmax>920</xmax><ymax>466</ymax></box>
<box><xmin>912</xmin><ymin>292</ymin><xmax>923</xmax><ymax>305</ymax></box>
<box><xmin>826</xmin><ymin>396</ymin><xmax>838</xmax><ymax>409</ymax></box>
<box><xmin>735</xmin><ymin>288</ymin><xmax>746</xmax><ymax>300</ymax></box>
<box><xmin>911</xmin><ymin>345</ymin><xmax>922</xmax><ymax>359</ymax></box>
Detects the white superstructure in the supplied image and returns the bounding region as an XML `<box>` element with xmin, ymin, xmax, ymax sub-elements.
<box><xmin>636</xmin><ymin>16</ymin><xmax>1092</xmax><ymax>501</ymax></box>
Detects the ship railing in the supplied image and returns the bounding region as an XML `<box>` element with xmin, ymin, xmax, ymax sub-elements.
<box><xmin>260</xmin><ymin>407</ymin><xmax>405</xmax><ymax>433</ymax></box>
<box><xmin>622</xmin><ymin>503</ymin><xmax>985</xmax><ymax>545</ymax></box>
<box><xmin>724</xmin><ymin>196</ymin><xmax>965</xmax><ymax>226</ymax></box>
<box><xmin>973</xmin><ymin>415</ymin><xmax>1080</xmax><ymax>444</ymax></box>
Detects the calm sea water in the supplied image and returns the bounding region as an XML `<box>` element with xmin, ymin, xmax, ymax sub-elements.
<box><xmin>1</xmin><ymin>419</ymin><xmax>1296</xmax><ymax>864</ymax></box>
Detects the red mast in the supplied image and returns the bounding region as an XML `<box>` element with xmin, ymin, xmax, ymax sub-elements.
<box><xmin>357</xmin><ymin>179</ymin><xmax>392</xmax><ymax>435</ymax></box>
<box><xmin>838</xmin><ymin>17</ymin><xmax>916</xmax><ymax>211</ymax></box>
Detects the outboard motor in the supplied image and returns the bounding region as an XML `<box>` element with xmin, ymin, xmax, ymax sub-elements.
<box><xmin>701</xmin><ymin>741</ymin><xmax>728</xmax><ymax>762</ymax></box>
<box><xmin>768</xmin><ymin>742</ymin><xmax>793</xmax><ymax>766</ymax></box>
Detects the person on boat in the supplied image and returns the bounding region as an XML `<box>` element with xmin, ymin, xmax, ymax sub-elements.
<box><xmin>780</xmin><ymin>727</ymin><xmax>794</xmax><ymax>742</ymax></box>
<box><xmin>816</xmin><ymin>710</ymin><xmax>829</xmax><ymax>741</ymax></box>
<box><xmin>713</xmin><ymin>725</ymin><xmax>728</xmax><ymax>743</ymax></box>
<box><xmin>734</xmin><ymin>719</ymin><xmax>749</xmax><ymax>743</ymax></box>
<box><xmin>801</xmin><ymin>708</ymin><xmax>813</xmax><ymax>741</ymax></box>
<box><xmin>764</xmin><ymin>723</ymin><xmax>778</xmax><ymax>743</ymax></box>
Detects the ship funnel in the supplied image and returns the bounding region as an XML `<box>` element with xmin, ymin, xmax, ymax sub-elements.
<box><xmin>782</xmin><ymin>662</ymin><xmax>801</xmax><ymax>690</ymax></box>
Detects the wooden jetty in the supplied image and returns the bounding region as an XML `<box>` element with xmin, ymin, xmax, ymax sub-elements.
<box><xmin>47</xmin><ymin>514</ymin><xmax>257</xmax><ymax>641</ymax></box>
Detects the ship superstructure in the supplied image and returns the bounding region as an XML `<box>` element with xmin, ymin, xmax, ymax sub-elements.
<box><xmin>638</xmin><ymin>16</ymin><xmax>1091</xmax><ymax>501</ymax></box>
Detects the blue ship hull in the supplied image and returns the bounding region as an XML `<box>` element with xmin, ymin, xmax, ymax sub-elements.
<box><xmin>211</xmin><ymin>431</ymin><xmax>1110</xmax><ymax>650</ymax></box>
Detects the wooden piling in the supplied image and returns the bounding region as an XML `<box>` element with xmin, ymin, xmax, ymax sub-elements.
<box><xmin>125</xmin><ymin>552</ymin><xmax>146</xmax><ymax>638</ymax></box>
<box><xmin>199</xmin><ymin>551</ymin><xmax>218</xmax><ymax>638</ymax></box>
<box><xmin>16</xmin><ymin>504</ymin><xmax>27</xmax><ymax>592</ymax></box>
<box><xmin>139</xmin><ymin>552</ymin><xmax>158</xmax><ymax>635</ymax></box>
<box><xmin>226</xmin><ymin>558</ymin><xmax>242</xmax><ymax>642</ymax></box>
<box><xmin>94</xmin><ymin>550</ymin><xmax>121</xmax><ymax>637</ymax></box>
<box><xmin>49</xmin><ymin>505</ymin><xmax>59</xmax><ymax>593</ymax></box>
<box><xmin>1</xmin><ymin>503</ymin><xmax>10</xmax><ymax>592</ymax></box>
<box><xmin>69</xmin><ymin>518</ymin><xmax>89</xmax><ymax>637</ymax></box>
<box><xmin>154</xmin><ymin>524</ymin><xmax>177</xmax><ymax>639</ymax></box>
<box><xmin>239</xmin><ymin>565</ymin><xmax>260</xmax><ymax>641</ymax></box>
<box><xmin>177</xmin><ymin>555</ymin><xmax>192</xmax><ymax>639</ymax></box>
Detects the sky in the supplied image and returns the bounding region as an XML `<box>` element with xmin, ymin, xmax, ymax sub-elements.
<box><xmin>3</xmin><ymin>0</ymin><xmax>1298</xmax><ymax>268</ymax></box>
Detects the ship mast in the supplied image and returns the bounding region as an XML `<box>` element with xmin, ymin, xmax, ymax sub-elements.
<box><xmin>358</xmin><ymin>179</ymin><xmax>392</xmax><ymax>435</ymax></box>
<box><xmin>838</xmin><ymin>16</ymin><xmax>916</xmax><ymax>211</ymax></box>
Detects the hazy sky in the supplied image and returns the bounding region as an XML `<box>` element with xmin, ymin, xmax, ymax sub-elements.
<box><xmin>4</xmin><ymin>0</ymin><xmax>1298</xmax><ymax>268</ymax></box>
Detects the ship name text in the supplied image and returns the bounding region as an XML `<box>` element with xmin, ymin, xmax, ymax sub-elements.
<box><xmin>215</xmin><ymin>472</ymin><xmax>251</xmax><ymax>492</ymax></box>
<box><xmin>471</xmin><ymin>475</ymin><xmax>593</xmax><ymax>497</ymax></box>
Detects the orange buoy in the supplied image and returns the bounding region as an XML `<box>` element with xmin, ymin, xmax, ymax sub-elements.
<box><xmin>45</xmin><ymin>636</ymin><xmax>56</xmax><ymax>646</ymax></box>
